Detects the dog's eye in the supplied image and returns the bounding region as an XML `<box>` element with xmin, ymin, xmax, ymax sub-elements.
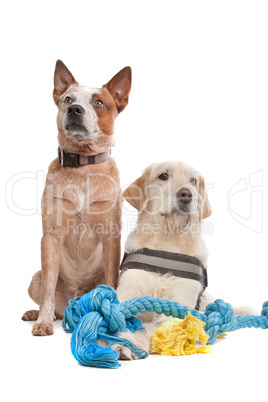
<box><xmin>190</xmin><ymin>177</ymin><xmax>196</xmax><ymax>185</ymax></box>
<box><xmin>95</xmin><ymin>100</ymin><xmax>104</xmax><ymax>108</ymax></box>
<box><xmin>158</xmin><ymin>173</ymin><xmax>170</xmax><ymax>181</ymax></box>
<box><xmin>64</xmin><ymin>96</ymin><xmax>72</xmax><ymax>104</ymax></box>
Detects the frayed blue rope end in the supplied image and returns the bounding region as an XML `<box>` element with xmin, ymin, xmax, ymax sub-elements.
<box><xmin>70</xmin><ymin>313</ymin><xmax>121</xmax><ymax>369</ymax></box>
<box><xmin>63</xmin><ymin>285</ymin><xmax>147</xmax><ymax>368</ymax></box>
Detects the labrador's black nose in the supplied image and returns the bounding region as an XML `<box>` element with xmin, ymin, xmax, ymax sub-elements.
<box><xmin>177</xmin><ymin>188</ymin><xmax>192</xmax><ymax>204</ymax></box>
<box><xmin>67</xmin><ymin>104</ymin><xmax>85</xmax><ymax>117</ymax></box>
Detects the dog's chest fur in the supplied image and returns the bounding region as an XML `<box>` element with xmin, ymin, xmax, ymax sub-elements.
<box><xmin>42</xmin><ymin>157</ymin><xmax>122</xmax><ymax>292</ymax></box>
<box><xmin>125</xmin><ymin>214</ymin><xmax>208</xmax><ymax>266</ymax></box>
<box><xmin>118</xmin><ymin>214</ymin><xmax>208</xmax><ymax>311</ymax></box>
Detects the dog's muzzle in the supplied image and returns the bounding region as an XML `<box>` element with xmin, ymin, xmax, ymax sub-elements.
<box><xmin>64</xmin><ymin>103</ymin><xmax>99</xmax><ymax>141</ymax></box>
<box><xmin>64</xmin><ymin>104</ymin><xmax>91</xmax><ymax>140</ymax></box>
<box><xmin>176</xmin><ymin>187</ymin><xmax>193</xmax><ymax>212</ymax></box>
<box><xmin>177</xmin><ymin>187</ymin><xmax>192</xmax><ymax>203</ymax></box>
<box><xmin>65</xmin><ymin>105</ymin><xmax>86</xmax><ymax>133</ymax></box>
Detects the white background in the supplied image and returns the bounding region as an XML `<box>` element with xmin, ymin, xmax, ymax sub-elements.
<box><xmin>2</xmin><ymin>1</ymin><xmax>268</xmax><ymax>401</ymax></box>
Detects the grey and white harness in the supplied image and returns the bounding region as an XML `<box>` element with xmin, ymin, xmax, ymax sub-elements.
<box><xmin>119</xmin><ymin>248</ymin><xmax>208</xmax><ymax>310</ymax></box>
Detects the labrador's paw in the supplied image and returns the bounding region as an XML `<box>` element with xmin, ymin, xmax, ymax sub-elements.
<box><xmin>111</xmin><ymin>344</ymin><xmax>137</xmax><ymax>360</ymax></box>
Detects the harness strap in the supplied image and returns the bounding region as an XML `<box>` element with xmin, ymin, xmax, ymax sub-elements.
<box><xmin>120</xmin><ymin>248</ymin><xmax>208</xmax><ymax>310</ymax></box>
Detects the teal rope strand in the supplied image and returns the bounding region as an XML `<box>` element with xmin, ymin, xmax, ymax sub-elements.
<box><xmin>62</xmin><ymin>285</ymin><xmax>268</xmax><ymax>369</ymax></box>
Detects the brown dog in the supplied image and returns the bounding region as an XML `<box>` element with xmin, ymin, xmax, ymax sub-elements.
<box><xmin>22</xmin><ymin>60</ymin><xmax>131</xmax><ymax>335</ymax></box>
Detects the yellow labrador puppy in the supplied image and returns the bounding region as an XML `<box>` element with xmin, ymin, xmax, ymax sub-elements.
<box><xmin>112</xmin><ymin>161</ymin><xmax>212</xmax><ymax>359</ymax></box>
<box><xmin>118</xmin><ymin>161</ymin><xmax>211</xmax><ymax>305</ymax></box>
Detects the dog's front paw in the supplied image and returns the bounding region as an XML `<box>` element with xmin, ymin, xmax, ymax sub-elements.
<box><xmin>32</xmin><ymin>321</ymin><xmax>54</xmax><ymax>336</ymax></box>
<box><xmin>111</xmin><ymin>344</ymin><xmax>137</xmax><ymax>361</ymax></box>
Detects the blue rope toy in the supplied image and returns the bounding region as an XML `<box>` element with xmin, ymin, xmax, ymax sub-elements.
<box><xmin>62</xmin><ymin>285</ymin><xmax>268</xmax><ymax>369</ymax></box>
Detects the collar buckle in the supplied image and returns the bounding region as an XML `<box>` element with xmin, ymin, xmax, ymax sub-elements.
<box><xmin>58</xmin><ymin>147</ymin><xmax>111</xmax><ymax>167</ymax></box>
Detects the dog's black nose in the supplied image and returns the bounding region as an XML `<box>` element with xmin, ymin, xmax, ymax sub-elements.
<box><xmin>177</xmin><ymin>188</ymin><xmax>192</xmax><ymax>204</ymax></box>
<box><xmin>67</xmin><ymin>105</ymin><xmax>85</xmax><ymax>117</ymax></box>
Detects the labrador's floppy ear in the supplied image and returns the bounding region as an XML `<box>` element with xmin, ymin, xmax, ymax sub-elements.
<box><xmin>199</xmin><ymin>176</ymin><xmax>212</xmax><ymax>219</ymax></box>
<box><xmin>123</xmin><ymin>168</ymin><xmax>151</xmax><ymax>211</ymax></box>
<box><xmin>53</xmin><ymin>60</ymin><xmax>78</xmax><ymax>105</ymax></box>
<box><xmin>103</xmin><ymin>66</ymin><xmax>132</xmax><ymax>113</ymax></box>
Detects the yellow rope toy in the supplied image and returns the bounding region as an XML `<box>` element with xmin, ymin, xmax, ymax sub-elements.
<box><xmin>151</xmin><ymin>313</ymin><xmax>213</xmax><ymax>356</ymax></box>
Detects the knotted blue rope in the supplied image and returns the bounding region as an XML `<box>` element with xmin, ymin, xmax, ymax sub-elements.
<box><xmin>62</xmin><ymin>285</ymin><xmax>268</xmax><ymax>369</ymax></box>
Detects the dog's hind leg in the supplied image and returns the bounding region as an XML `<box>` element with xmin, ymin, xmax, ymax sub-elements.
<box><xmin>21</xmin><ymin>309</ymin><xmax>39</xmax><ymax>321</ymax></box>
<box><xmin>22</xmin><ymin>271</ymin><xmax>42</xmax><ymax>321</ymax></box>
<box><xmin>200</xmin><ymin>290</ymin><xmax>258</xmax><ymax>315</ymax></box>
<box><xmin>22</xmin><ymin>271</ymin><xmax>72</xmax><ymax>321</ymax></box>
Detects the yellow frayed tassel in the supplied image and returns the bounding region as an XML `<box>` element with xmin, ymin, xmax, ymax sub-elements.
<box><xmin>150</xmin><ymin>313</ymin><xmax>212</xmax><ymax>356</ymax></box>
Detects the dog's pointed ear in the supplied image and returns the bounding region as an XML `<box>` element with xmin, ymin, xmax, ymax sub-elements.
<box><xmin>103</xmin><ymin>67</ymin><xmax>132</xmax><ymax>113</ymax></box>
<box><xmin>53</xmin><ymin>60</ymin><xmax>78</xmax><ymax>105</ymax></box>
<box><xmin>123</xmin><ymin>168</ymin><xmax>150</xmax><ymax>211</ymax></box>
<box><xmin>199</xmin><ymin>176</ymin><xmax>212</xmax><ymax>219</ymax></box>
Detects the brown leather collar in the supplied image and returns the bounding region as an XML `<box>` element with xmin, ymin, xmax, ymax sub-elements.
<box><xmin>58</xmin><ymin>148</ymin><xmax>111</xmax><ymax>167</ymax></box>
